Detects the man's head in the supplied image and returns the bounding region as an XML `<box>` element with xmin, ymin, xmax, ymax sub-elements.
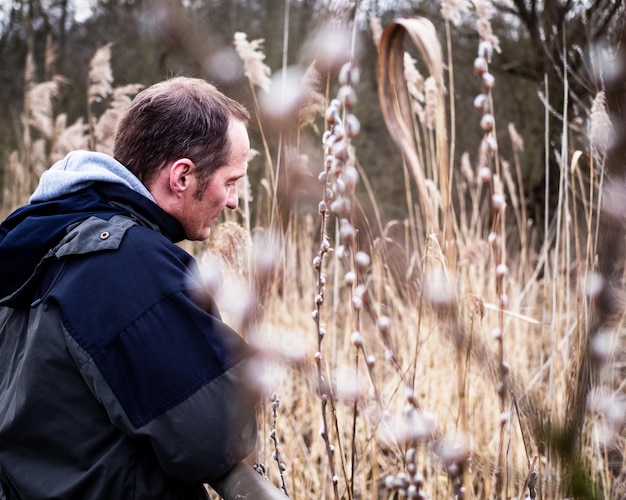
<box><xmin>113</xmin><ymin>77</ymin><xmax>250</xmax><ymax>240</ymax></box>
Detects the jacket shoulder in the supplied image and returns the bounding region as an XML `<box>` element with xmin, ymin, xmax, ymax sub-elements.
<box><xmin>53</xmin><ymin>214</ymin><xmax>138</xmax><ymax>258</ymax></box>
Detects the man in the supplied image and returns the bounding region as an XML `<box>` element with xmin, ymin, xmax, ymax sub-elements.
<box><xmin>0</xmin><ymin>77</ymin><xmax>283</xmax><ymax>499</ymax></box>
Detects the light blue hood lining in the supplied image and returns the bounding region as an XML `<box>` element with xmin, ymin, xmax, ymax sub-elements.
<box><xmin>30</xmin><ymin>150</ymin><xmax>155</xmax><ymax>204</ymax></box>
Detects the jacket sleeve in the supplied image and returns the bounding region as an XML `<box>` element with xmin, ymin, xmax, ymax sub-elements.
<box><xmin>52</xmin><ymin>223</ymin><xmax>260</xmax><ymax>484</ymax></box>
<box><xmin>209</xmin><ymin>461</ymin><xmax>287</xmax><ymax>499</ymax></box>
<box><xmin>63</xmin><ymin>287</ymin><xmax>260</xmax><ymax>484</ymax></box>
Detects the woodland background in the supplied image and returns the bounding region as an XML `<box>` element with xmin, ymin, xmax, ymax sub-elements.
<box><xmin>0</xmin><ymin>0</ymin><xmax>623</xmax><ymax>225</ymax></box>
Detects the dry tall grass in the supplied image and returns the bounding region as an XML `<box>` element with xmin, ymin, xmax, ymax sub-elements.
<box><xmin>2</xmin><ymin>7</ymin><xmax>625</xmax><ymax>500</ymax></box>
<box><xmin>227</xmin><ymin>8</ymin><xmax>625</xmax><ymax>500</ymax></box>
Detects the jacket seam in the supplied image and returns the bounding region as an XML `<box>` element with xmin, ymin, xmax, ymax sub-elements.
<box><xmin>61</xmin><ymin>286</ymin><xmax>194</xmax><ymax>361</ymax></box>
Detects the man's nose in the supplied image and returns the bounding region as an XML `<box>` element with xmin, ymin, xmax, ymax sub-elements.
<box><xmin>226</xmin><ymin>187</ymin><xmax>238</xmax><ymax>209</ymax></box>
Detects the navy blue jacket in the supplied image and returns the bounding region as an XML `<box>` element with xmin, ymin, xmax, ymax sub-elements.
<box><xmin>0</xmin><ymin>183</ymin><xmax>258</xmax><ymax>499</ymax></box>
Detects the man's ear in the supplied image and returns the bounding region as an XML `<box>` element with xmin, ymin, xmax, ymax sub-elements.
<box><xmin>169</xmin><ymin>158</ymin><xmax>195</xmax><ymax>195</ymax></box>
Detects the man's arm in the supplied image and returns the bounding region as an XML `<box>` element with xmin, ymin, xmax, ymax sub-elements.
<box><xmin>209</xmin><ymin>461</ymin><xmax>287</xmax><ymax>499</ymax></box>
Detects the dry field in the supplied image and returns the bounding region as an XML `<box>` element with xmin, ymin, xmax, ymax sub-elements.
<box><xmin>3</xmin><ymin>8</ymin><xmax>625</xmax><ymax>500</ymax></box>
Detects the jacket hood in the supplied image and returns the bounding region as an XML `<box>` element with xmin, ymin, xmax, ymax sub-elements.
<box><xmin>30</xmin><ymin>150</ymin><xmax>155</xmax><ymax>203</ymax></box>
<box><xmin>1</xmin><ymin>162</ymin><xmax>185</xmax><ymax>304</ymax></box>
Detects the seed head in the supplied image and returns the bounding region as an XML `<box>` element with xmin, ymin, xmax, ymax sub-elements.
<box><xmin>478</xmin><ymin>40</ymin><xmax>493</xmax><ymax>60</ymax></box>
<box><xmin>474</xmin><ymin>94</ymin><xmax>487</xmax><ymax>113</ymax></box>
<box><xmin>351</xmin><ymin>331</ymin><xmax>363</xmax><ymax>347</ymax></box>
<box><xmin>337</xmin><ymin>85</ymin><xmax>357</xmax><ymax>107</ymax></box>
<box><xmin>378</xmin><ymin>315</ymin><xmax>391</xmax><ymax>332</ymax></box>
<box><xmin>591</xmin><ymin>328</ymin><xmax>616</xmax><ymax>363</ymax></box>
<box><xmin>385</xmin><ymin>475</ymin><xmax>395</xmax><ymax>489</ymax></box>
<box><xmin>425</xmin><ymin>270</ymin><xmax>457</xmax><ymax>305</ymax></box>
<box><xmin>482</xmin><ymin>72</ymin><xmax>495</xmax><ymax>90</ymax></box>
<box><xmin>345</xmin><ymin>114</ymin><xmax>361</xmax><ymax>138</ymax></box>
<box><xmin>499</xmin><ymin>293</ymin><xmax>509</xmax><ymax>307</ymax></box>
<box><xmin>342</xmin><ymin>165</ymin><xmax>359</xmax><ymax>191</ymax></box>
<box><xmin>333</xmin><ymin>123</ymin><xmax>346</xmax><ymax>139</ymax></box>
<box><xmin>473</xmin><ymin>56</ymin><xmax>488</xmax><ymax>76</ymax></box>
<box><xmin>330</xmin><ymin>197</ymin><xmax>350</xmax><ymax>217</ymax></box>
<box><xmin>355</xmin><ymin>251</ymin><xmax>371</xmax><ymax>268</ymax></box>
<box><xmin>584</xmin><ymin>271</ymin><xmax>604</xmax><ymax>298</ymax></box>
<box><xmin>332</xmin><ymin>139</ymin><xmax>349</xmax><ymax>161</ymax></box>
<box><xmin>479</xmin><ymin>166</ymin><xmax>491</xmax><ymax>183</ymax></box>
<box><xmin>496</xmin><ymin>263</ymin><xmax>508</xmax><ymax>277</ymax></box>
<box><xmin>344</xmin><ymin>271</ymin><xmax>356</xmax><ymax>286</ymax></box>
<box><xmin>492</xmin><ymin>193</ymin><xmax>506</xmax><ymax>211</ymax></box>
<box><xmin>395</xmin><ymin>472</ymin><xmax>410</xmax><ymax>489</ymax></box>
<box><xmin>480</xmin><ymin>113</ymin><xmax>494</xmax><ymax>132</ymax></box>
<box><xmin>484</xmin><ymin>133</ymin><xmax>497</xmax><ymax>154</ymax></box>
<box><xmin>340</xmin><ymin>219</ymin><xmax>356</xmax><ymax>244</ymax></box>
<box><xmin>336</xmin><ymin>179</ymin><xmax>347</xmax><ymax>196</ymax></box>
<box><xmin>233</xmin><ymin>32</ymin><xmax>271</xmax><ymax>92</ymax></box>
<box><xmin>331</xmin><ymin>157</ymin><xmax>344</xmax><ymax>175</ymax></box>
<box><xmin>338</xmin><ymin>62</ymin><xmax>360</xmax><ymax>85</ymax></box>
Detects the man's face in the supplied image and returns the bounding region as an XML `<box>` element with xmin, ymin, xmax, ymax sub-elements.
<box><xmin>179</xmin><ymin>120</ymin><xmax>249</xmax><ymax>241</ymax></box>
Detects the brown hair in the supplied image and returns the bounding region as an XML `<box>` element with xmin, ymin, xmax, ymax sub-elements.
<box><xmin>113</xmin><ymin>77</ymin><xmax>249</xmax><ymax>192</ymax></box>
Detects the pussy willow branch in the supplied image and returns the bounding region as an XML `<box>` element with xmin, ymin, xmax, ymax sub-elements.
<box><xmin>473</xmin><ymin>39</ymin><xmax>511</xmax><ymax>499</ymax></box>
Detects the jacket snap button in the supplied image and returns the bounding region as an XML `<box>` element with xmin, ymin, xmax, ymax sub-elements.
<box><xmin>100</xmin><ymin>231</ymin><xmax>110</xmax><ymax>240</ymax></box>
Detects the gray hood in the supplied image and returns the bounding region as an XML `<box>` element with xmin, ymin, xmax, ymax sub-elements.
<box><xmin>30</xmin><ymin>150</ymin><xmax>155</xmax><ymax>203</ymax></box>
